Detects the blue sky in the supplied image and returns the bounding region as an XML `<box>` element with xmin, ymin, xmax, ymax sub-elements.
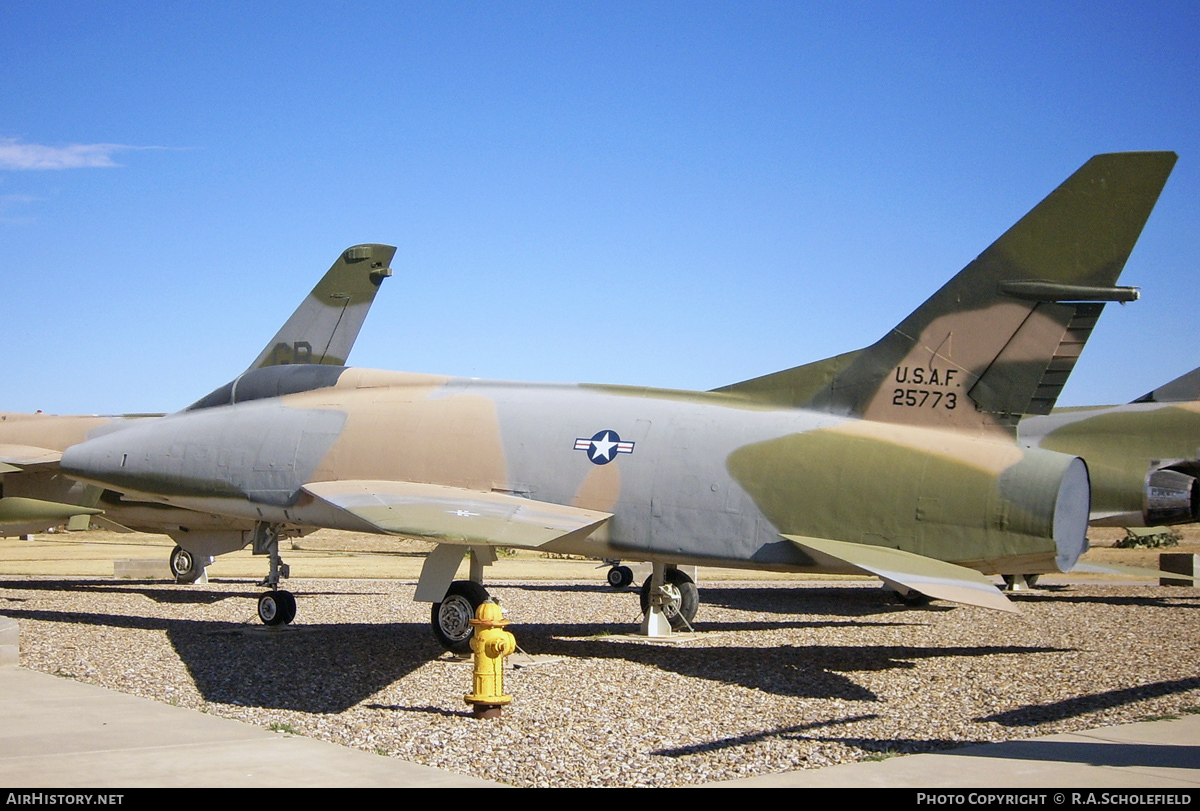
<box><xmin>2</xmin><ymin>1</ymin><xmax>1198</xmax><ymax>414</ymax></box>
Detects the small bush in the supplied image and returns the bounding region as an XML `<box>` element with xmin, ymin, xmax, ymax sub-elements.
<box><xmin>1115</xmin><ymin>527</ymin><xmax>1182</xmax><ymax>549</ymax></box>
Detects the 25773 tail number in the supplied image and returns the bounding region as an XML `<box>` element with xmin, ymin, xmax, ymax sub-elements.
<box><xmin>892</xmin><ymin>389</ymin><xmax>957</xmax><ymax>409</ymax></box>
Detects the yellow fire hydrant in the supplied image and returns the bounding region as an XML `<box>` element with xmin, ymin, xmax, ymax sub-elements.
<box><xmin>464</xmin><ymin>600</ymin><xmax>516</xmax><ymax>719</ymax></box>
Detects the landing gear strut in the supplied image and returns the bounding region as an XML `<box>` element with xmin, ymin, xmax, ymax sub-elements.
<box><xmin>892</xmin><ymin>588</ymin><xmax>934</xmax><ymax>607</ymax></box>
<box><xmin>639</xmin><ymin>566</ymin><xmax>698</xmax><ymax>633</ymax></box>
<box><xmin>252</xmin><ymin>522</ymin><xmax>295</xmax><ymax>627</ymax></box>
<box><xmin>1002</xmin><ymin>574</ymin><xmax>1040</xmax><ymax>592</ymax></box>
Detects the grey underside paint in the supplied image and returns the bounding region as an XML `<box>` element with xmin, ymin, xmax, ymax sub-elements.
<box><xmin>445</xmin><ymin>379</ymin><xmax>844</xmax><ymax>567</ymax></box>
<box><xmin>62</xmin><ymin>402</ymin><xmax>348</xmax><ymax>507</ymax></box>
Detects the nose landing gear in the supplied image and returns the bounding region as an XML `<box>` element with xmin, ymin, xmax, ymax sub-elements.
<box><xmin>258</xmin><ymin>590</ymin><xmax>298</xmax><ymax>626</ymax></box>
<box><xmin>605</xmin><ymin>563</ymin><xmax>634</xmax><ymax>589</ymax></box>
<box><xmin>253</xmin><ymin>522</ymin><xmax>296</xmax><ymax>627</ymax></box>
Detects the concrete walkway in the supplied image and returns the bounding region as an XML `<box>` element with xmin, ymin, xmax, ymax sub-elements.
<box><xmin>0</xmin><ymin>665</ymin><xmax>500</xmax><ymax>788</ymax></box>
<box><xmin>704</xmin><ymin>715</ymin><xmax>1200</xmax><ymax>787</ymax></box>
<box><xmin>1</xmin><ymin>660</ymin><xmax>1196</xmax><ymax>788</ymax></box>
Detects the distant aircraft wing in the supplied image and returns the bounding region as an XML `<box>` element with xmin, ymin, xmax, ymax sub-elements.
<box><xmin>301</xmin><ymin>480</ymin><xmax>612</xmax><ymax>548</ymax></box>
<box><xmin>1071</xmin><ymin>561</ymin><xmax>1199</xmax><ymax>582</ymax></box>
<box><xmin>1130</xmin><ymin>365</ymin><xmax>1200</xmax><ymax>403</ymax></box>
<box><xmin>0</xmin><ymin>444</ymin><xmax>64</xmax><ymax>469</ymax></box>
<box><xmin>783</xmin><ymin>534</ymin><xmax>1018</xmax><ymax>613</ymax></box>
<box><xmin>0</xmin><ymin>446</ymin><xmax>104</xmax><ymax>530</ymax></box>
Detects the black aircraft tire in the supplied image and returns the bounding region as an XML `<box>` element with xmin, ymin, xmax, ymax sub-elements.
<box><xmin>607</xmin><ymin>565</ymin><xmax>634</xmax><ymax>590</ymax></box>
<box><xmin>170</xmin><ymin>546</ymin><xmax>200</xmax><ymax>583</ymax></box>
<box><xmin>258</xmin><ymin>591</ymin><xmax>290</xmax><ymax>626</ymax></box>
<box><xmin>432</xmin><ymin>580</ymin><xmax>490</xmax><ymax>654</ymax></box>
<box><xmin>276</xmin><ymin>590</ymin><xmax>297</xmax><ymax>624</ymax></box>
<box><xmin>639</xmin><ymin>569</ymin><xmax>699</xmax><ymax>630</ymax></box>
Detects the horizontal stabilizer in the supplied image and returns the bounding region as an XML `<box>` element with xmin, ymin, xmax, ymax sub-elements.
<box><xmin>0</xmin><ymin>444</ymin><xmax>63</xmax><ymax>468</ymax></box>
<box><xmin>784</xmin><ymin>534</ymin><xmax>1018</xmax><ymax>613</ymax></box>
<box><xmin>0</xmin><ymin>497</ymin><xmax>102</xmax><ymax>524</ymax></box>
<box><xmin>1071</xmin><ymin>562</ymin><xmax>1199</xmax><ymax>582</ymax></box>
<box><xmin>302</xmin><ymin>480</ymin><xmax>612</xmax><ymax>548</ymax></box>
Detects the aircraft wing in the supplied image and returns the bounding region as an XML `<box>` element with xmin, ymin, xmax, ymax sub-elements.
<box><xmin>301</xmin><ymin>480</ymin><xmax>612</xmax><ymax>548</ymax></box>
<box><xmin>783</xmin><ymin>534</ymin><xmax>1018</xmax><ymax>613</ymax></box>
<box><xmin>1131</xmin><ymin>365</ymin><xmax>1200</xmax><ymax>403</ymax></box>
<box><xmin>0</xmin><ymin>444</ymin><xmax>64</xmax><ymax>469</ymax></box>
<box><xmin>0</xmin><ymin>445</ymin><xmax>105</xmax><ymax>530</ymax></box>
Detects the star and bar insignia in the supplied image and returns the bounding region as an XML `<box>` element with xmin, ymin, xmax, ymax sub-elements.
<box><xmin>574</xmin><ymin>430</ymin><xmax>635</xmax><ymax>465</ymax></box>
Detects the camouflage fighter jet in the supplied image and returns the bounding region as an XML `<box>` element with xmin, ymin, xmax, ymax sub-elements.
<box><xmin>60</xmin><ymin>153</ymin><xmax>1176</xmax><ymax>650</ymax></box>
<box><xmin>0</xmin><ymin>244</ymin><xmax>395</xmax><ymax>580</ymax></box>
<box><xmin>614</xmin><ymin>359</ymin><xmax>1200</xmax><ymax>592</ymax></box>
<box><xmin>1020</xmin><ymin>363</ymin><xmax>1200</xmax><ymax>531</ymax></box>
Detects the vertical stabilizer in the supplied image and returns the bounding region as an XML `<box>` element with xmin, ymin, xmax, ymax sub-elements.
<box><xmin>715</xmin><ymin>152</ymin><xmax>1176</xmax><ymax>434</ymax></box>
<box><xmin>246</xmin><ymin>244</ymin><xmax>396</xmax><ymax>371</ymax></box>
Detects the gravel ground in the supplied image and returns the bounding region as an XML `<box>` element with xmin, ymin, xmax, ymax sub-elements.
<box><xmin>2</xmin><ymin>575</ymin><xmax>1198</xmax><ymax>787</ymax></box>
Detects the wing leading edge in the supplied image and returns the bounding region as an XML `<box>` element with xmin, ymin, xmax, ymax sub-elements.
<box><xmin>0</xmin><ymin>444</ymin><xmax>64</xmax><ymax>468</ymax></box>
<box><xmin>301</xmin><ymin>480</ymin><xmax>612</xmax><ymax>548</ymax></box>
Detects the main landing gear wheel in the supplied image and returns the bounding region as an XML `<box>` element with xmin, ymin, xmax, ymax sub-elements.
<box><xmin>639</xmin><ymin>569</ymin><xmax>699</xmax><ymax>631</ymax></box>
<box><xmin>607</xmin><ymin>565</ymin><xmax>634</xmax><ymax>590</ymax></box>
<box><xmin>258</xmin><ymin>590</ymin><xmax>297</xmax><ymax>626</ymax></box>
<box><xmin>170</xmin><ymin>546</ymin><xmax>200</xmax><ymax>583</ymax></box>
<box><xmin>432</xmin><ymin>580</ymin><xmax>490</xmax><ymax>654</ymax></box>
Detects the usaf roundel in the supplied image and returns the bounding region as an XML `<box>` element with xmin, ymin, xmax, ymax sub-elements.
<box><xmin>574</xmin><ymin>430</ymin><xmax>635</xmax><ymax>465</ymax></box>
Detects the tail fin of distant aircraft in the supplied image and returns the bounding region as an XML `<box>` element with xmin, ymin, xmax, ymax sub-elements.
<box><xmin>715</xmin><ymin>152</ymin><xmax>1176</xmax><ymax>435</ymax></box>
<box><xmin>245</xmin><ymin>244</ymin><xmax>396</xmax><ymax>372</ymax></box>
<box><xmin>1130</xmin><ymin>364</ymin><xmax>1200</xmax><ymax>404</ymax></box>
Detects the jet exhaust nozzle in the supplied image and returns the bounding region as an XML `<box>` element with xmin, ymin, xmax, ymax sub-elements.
<box><xmin>1144</xmin><ymin>466</ymin><xmax>1200</xmax><ymax>526</ymax></box>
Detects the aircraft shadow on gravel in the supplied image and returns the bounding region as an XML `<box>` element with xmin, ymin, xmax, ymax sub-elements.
<box><xmin>977</xmin><ymin>676</ymin><xmax>1200</xmax><ymax>727</ymax></box>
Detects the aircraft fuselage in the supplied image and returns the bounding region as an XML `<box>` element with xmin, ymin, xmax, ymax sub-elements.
<box><xmin>61</xmin><ymin>367</ymin><xmax>1089</xmax><ymax>577</ymax></box>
